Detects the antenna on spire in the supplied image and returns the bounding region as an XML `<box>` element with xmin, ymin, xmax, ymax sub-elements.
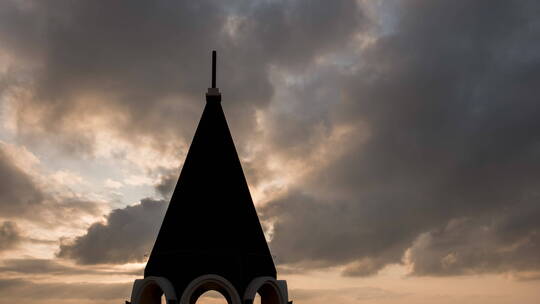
<box><xmin>206</xmin><ymin>50</ymin><xmax>221</xmax><ymax>101</ymax></box>
<box><xmin>212</xmin><ymin>50</ymin><xmax>216</xmax><ymax>88</ymax></box>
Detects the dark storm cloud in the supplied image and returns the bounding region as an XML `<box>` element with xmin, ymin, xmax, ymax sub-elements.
<box><xmin>2</xmin><ymin>0</ymin><xmax>539</xmax><ymax>279</ymax></box>
<box><xmin>0</xmin><ymin>0</ymin><xmax>363</xmax><ymax>156</ymax></box>
<box><xmin>408</xmin><ymin>206</ymin><xmax>540</xmax><ymax>276</ymax></box>
<box><xmin>263</xmin><ymin>0</ymin><xmax>540</xmax><ymax>277</ymax></box>
<box><xmin>0</xmin><ymin>221</ymin><xmax>21</xmax><ymax>251</ymax></box>
<box><xmin>58</xmin><ymin>198</ymin><xmax>167</xmax><ymax>264</ymax></box>
<box><xmin>264</xmin><ymin>192</ymin><xmax>409</xmax><ymax>275</ymax></box>
<box><xmin>0</xmin><ymin>0</ymin><xmax>364</xmax><ymax>267</ymax></box>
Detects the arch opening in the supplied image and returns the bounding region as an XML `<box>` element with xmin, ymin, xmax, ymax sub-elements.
<box><xmin>180</xmin><ymin>275</ymin><xmax>241</xmax><ymax>304</ymax></box>
<box><xmin>254</xmin><ymin>293</ymin><xmax>261</xmax><ymax>304</ymax></box>
<box><xmin>190</xmin><ymin>285</ymin><xmax>232</xmax><ymax>304</ymax></box>
<box><xmin>256</xmin><ymin>283</ymin><xmax>281</xmax><ymax>304</ymax></box>
<box><xmin>139</xmin><ymin>282</ymin><xmax>164</xmax><ymax>304</ymax></box>
<box><xmin>194</xmin><ymin>290</ymin><xmax>229</xmax><ymax>304</ymax></box>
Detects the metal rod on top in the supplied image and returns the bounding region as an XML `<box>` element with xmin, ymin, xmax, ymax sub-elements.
<box><xmin>212</xmin><ymin>50</ymin><xmax>216</xmax><ymax>88</ymax></box>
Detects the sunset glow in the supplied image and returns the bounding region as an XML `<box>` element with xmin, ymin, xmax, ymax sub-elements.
<box><xmin>1</xmin><ymin>1</ymin><xmax>539</xmax><ymax>303</ymax></box>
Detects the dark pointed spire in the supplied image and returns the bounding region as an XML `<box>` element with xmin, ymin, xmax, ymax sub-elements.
<box><xmin>144</xmin><ymin>51</ymin><xmax>276</xmax><ymax>298</ymax></box>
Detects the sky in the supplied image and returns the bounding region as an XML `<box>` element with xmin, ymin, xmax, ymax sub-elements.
<box><xmin>0</xmin><ymin>0</ymin><xmax>540</xmax><ymax>303</ymax></box>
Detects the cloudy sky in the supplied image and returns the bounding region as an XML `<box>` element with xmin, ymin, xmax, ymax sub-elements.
<box><xmin>1</xmin><ymin>0</ymin><xmax>540</xmax><ymax>303</ymax></box>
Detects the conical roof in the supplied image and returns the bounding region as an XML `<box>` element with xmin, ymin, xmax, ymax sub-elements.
<box><xmin>144</xmin><ymin>54</ymin><xmax>276</xmax><ymax>297</ymax></box>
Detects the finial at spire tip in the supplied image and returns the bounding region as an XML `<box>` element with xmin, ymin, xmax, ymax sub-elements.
<box><xmin>206</xmin><ymin>50</ymin><xmax>221</xmax><ymax>100</ymax></box>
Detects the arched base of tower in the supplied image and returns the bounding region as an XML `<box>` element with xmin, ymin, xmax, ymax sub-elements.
<box><xmin>129</xmin><ymin>275</ymin><xmax>291</xmax><ymax>304</ymax></box>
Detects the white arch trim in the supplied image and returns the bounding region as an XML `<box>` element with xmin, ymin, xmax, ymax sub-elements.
<box><xmin>243</xmin><ymin>276</ymin><xmax>288</xmax><ymax>304</ymax></box>
<box><xmin>179</xmin><ymin>274</ymin><xmax>241</xmax><ymax>304</ymax></box>
<box><xmin>130</xmin><ymin>276</ymin><xmax>177</xmax><ymax>304</ymax></box>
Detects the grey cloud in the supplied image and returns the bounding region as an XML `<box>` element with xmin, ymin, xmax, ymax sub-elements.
<box><xmin>58</xmin><ymin>198</ymin><xmax>167</xmax><ymax>264</ymax></box>
<box><xmin>263</xmin><ymin>0</ymin><xmax>540</xmax><ymax>277</ymax></box>
<box><xmin>263</xmin><ymin>192</ymin><xmax>413</xmax><ymax>273</ymax></box>
<box><xmin>2</xmin><ymin>0</ymin><xmax>540</xmax><ymax>279</ymax></box>
<box><xmin>290</xmin><ymin>286</ymin><xmax>403</xmax><ymax>303</ymax></box>
<box><xmin>408</xmin><ymin>208</ymin><xmax>540</xmax><ymax>276</ymax></box>
<box><xmin>0</xmin><ymin>145</ymin><xmax>102</xmax><ymax>225</ymax></box>
<box><xmin>0</xmin><ymin>258</ymin><xmax>142</xmax><ymax>276</ymax></box>
<box><xmin>0</xmin><ymin>278</ymin><xmax>130</xmax><ymax>301</ymax></box>
<box><xmin>154</xmin><ymin>169</ymin><xmax>179</xmax><ymax>200</ymax></box>
<box><xmin>0</xmin><ymin>149</ymin><xmax>44</xmax><ymax>217</ymax></box>
<box><xmin>0</xmin><ymin>221</ymin><xmax>22</xmax><ymax>251</ymax></box>
<box><xmin>0</xmin><ymin>258</ymin><xmax>81</xmax><ymax>275</ymax></box>
<box><xmin>0</xmin><ymin>0</ymin><xmax>364</xmax><ymax>157</ymax></box>
<box><xmin>232</xmin><ymin>0</ymin><xmax>364</xmax><ymax>69</ymax></box>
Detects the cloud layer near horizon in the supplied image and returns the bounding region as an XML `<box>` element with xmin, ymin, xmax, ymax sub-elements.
<box><xmin>1</xmin><ymin>3</ymin><xmax>540</xmax><ymax>304</ymax></box>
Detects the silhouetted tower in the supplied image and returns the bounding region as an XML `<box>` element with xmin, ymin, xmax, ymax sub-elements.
<box><xmin>129</xmin><ymin>51</ymin><xmax>291</xmax><ymax>304</ymax></box>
